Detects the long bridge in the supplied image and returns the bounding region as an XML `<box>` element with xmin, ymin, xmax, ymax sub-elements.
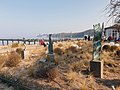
<box><xmin>0</xmin><ymin>38</ymin><xmax>64</xmax><ymax>46</ymax></box>
<box><xmin>0</xmin><ymin>38</ymin><xmax>82</xmax><ymax>46</ymax></box>
<box><xmin>0</xmin><ymin>38</ymin><xmax>45</xmax><ymax>45</ymax></box>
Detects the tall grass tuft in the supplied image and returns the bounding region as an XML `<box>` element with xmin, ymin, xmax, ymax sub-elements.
<box><xmin>4</xmin><ymin>51</ymin><xmax>21</xmax><ymax>67</ymax></box>
<box><xmin>11</xmin><ymin>43</ymin><xmax>19</xmax><ymax>48</ymax></box>
<box><xmin>110</xmin><ymin>45</ymin><xmax>118</xmax><ymax>52</ymax></box>
<box><xmin>54</xmin><ymin>48</ymin><xmax>63</xmax><ymax>55</ymax></box>
<box><xmin>0</xmin><ymin>55</ymin><xmax>7</xmax><ymax>67</ymax></box>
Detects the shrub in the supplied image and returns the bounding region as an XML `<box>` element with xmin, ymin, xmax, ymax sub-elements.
<box><xmin>11</xmin><ymin>43</ymin><xmax>19</xmax><ymax>48</ymax></box>
<box><xmin>0</xmin><ymin>55</ymin><xmax>7</xmax><ymax>67</ymax></box>
<box><xmin>4</xmin><ymin>51</ymin><xmax>21</xmax><ymax>67</ymax></box>
<box><xmin>102</xmin><ymin>45</ymin><xmax>111</xmax><ymax>52</ymax></box>
<box><xmin>46</xmin><ymin>66</ymin><xmax>59</xmax><ymax>80</ymax></box>
<box><xmin>71</xmin><ymin>61</ymin><xmax>83</xmax><ymax>72</ymax></box>
<box><xmin>35</xmin><ymin>67</ymin><xmax>48</xmax><ymax>78</ymax></box>
<box><xmin>65</xmin><ymin>70</ymin><xmax>79</xmax><ymax>81</ymax></box>
<box><xmin>110</xmin><ymin>45</ymin><xmax>118</xmax><ymax>52</ymax></box>
<box><xmin>57</xmin><ymin>43</ymin><xmax>63</xmax><ymax>47</ymax></box>
<box><xmin>76</xmin><ymin>42</ymin><xmax>83</xmax><ymax>47</ymax></box>
<box><xmin>16</xmin><ymin>48</ymin><xmax>24</xmax><ymax>54</ymax></box>
<box><xmin>66</xmin><ymin>46</ymin><xmax>78</xmax><ymax>53</ymax></box>
<box><xmin>54</xmin><ymin>48</ymin><xmax>63</xmax><ymax>55</ymax></box>
<box><xmin>35</xmin><ymin>65</ymin><xmax>59</xmax><ymax>80</ymax></box>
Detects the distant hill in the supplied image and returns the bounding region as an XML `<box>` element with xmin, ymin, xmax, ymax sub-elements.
<box><xmin>37</xmin><ymin>29</ymin><xmax>94</xmax><ymax>39</ymax></box>
<box><xmin>52</xmin><ymin>29</ymin><xmax>94</xmax><ymax>38</ymax></box>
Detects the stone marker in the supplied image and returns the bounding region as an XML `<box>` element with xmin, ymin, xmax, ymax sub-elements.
<box><xmin>90</xmin><ymin>23</ymin><xmax>104</xmax><ymax>78</ymax></box>
<box><xmin>47</xmin><ymin>34</ymin><xmax>55</xmax><ymax>64</ymax></box>
<box><xmin>48</xmin><ymin>34</ymin><xmax>53</xmax><ymax>54</ymax></box>
<box><xmin>90</xmin><ymin>60</ymin><xmax>103</xmax><ymax>78</ymax></box>
<box><xmin>24</xmin><ymin>50</ymin><xmax>30</xmax><ymax>60</ymax></box>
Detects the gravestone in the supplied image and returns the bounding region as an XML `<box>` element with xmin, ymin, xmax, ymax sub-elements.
<box><xmin>90</xmin><ymin>23</ymin><xmax>104</xmax><ymax>78</ymax></box>
<box><xmin>47</xmin><ymin>34</ymin><xmax>55</xmax><ymax>64</ymax></box>
<box><xmin>48</xmin><ymin>34</ymin><xmax>53</xmax><ymax>54</ymax></box>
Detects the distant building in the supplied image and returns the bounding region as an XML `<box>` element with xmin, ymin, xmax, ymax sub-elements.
<box><xmin>104</xmin><ymin>24</ymin><xmax>120</xmax><ymax>40</ymax></box>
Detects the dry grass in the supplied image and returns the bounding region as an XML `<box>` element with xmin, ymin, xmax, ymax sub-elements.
<box><xmin>54</xmin><ymin>48</ymin><xmax>63</xmax><ymax>55</ymax></box>
<box><xmin>101</xmin><ymin>51</ymin><xmax>113</xmax><ymax>60</ymax></box>
<box><xmin>34</xmin><ymin>64</ymin><xmax>59</xmax><ymax>80</ymax></box>
<box><xmin>16</xmin><ymin>48</ymin><xmax>24</xmax><ymax>54</ymax></box>
<box><xmin>66</xmin><ymin>46</ymin><xmax>78</xmax><ymax>53</ymax></box>
<box><xmin>0</xmin><ymin>40</ymin><xmax>119</xmax><ymax>90</ymax></box>
<box><xmin>65</xmin><ymin>70</ymin><xmax>79</xmax><ymax>81</ymax></box>
<box><xmin>4</xmin><ymin>51</ymin><xmax>21</xmax><ymax>67</ymax></box>
<box><xmin>110</xmin><ymin>45</ymin><xmax>118</xmax><ymax>52</ymax></box>
<box><xmin>70</xmin><ymin>61</ymin><xmax>83</xmax><ymax>72</ymax></box>
<box><xmin>57</xmin><ymin>43</ymin><xmax>63</xmax><ymax>47</ymax></box>
<box><xmin>116</xmin><ymin>86</ymin><xmax>120</xmax><ymax>90</ymax></box>
<box><xmin>84</xmin><ymin>52</ymin><xmax>92</xmax><ymax>60</ymax></box>
<box><xmin>11</xmin><ymin>43</ymin><xmax>19</xmax><ymax>48</ymax></box>
<box><xmin>116</xmin><ymin>50</ymin><xmax>120</xmax><ymax>57</ymax></box>
<box><xmin>80</xmin><ymin>78</ymin><xmax>88</xmax><ymax>90</ymax></box>
<box><xmin>102</xmin><ymin>45</ymin><xmax>111</xmax><ymax>52</ymax></box>
<box><xmin>46</xmin><ymin>66</ymin><xmax>59</xmax><ymax>80</ymax></box>
<box><xmin>0</xmin><ymin>55</ymin><xmax>7</xmax><ymax>67</ymax></box>
<box><xmin>76</xmin><ymin>41</ymin><xmax>84</xmax><ymax>47</ymax></box>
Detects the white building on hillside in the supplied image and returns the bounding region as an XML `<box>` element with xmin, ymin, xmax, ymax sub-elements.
<box><xmin>104</xmin><ymin>24</ymin><xmax>120</xmax><ymax>40</ymax></box>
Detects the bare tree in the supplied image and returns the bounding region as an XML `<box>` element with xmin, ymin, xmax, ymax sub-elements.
<box><xmin>106</xmin><ymin>0</ymin><xmax>120</xmax><ymax>23</ymax></box>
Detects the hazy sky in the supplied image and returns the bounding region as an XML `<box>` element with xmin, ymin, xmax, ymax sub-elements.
<box><xmin>0</xmin><ymin>0</ymin><xmax>110</xmax><ymax>38</ymax></box>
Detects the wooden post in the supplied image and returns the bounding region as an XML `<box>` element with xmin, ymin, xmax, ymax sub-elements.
<box><xmin>2</xmin><ymin>40</ymin><xmax>4</xmax><ymax>46</ymax></box>
<box><xmin>28</xmin><ymin>41</ymin><xmax>30</xmax><ymax>45</ymax></box>
<box><xmin>7</xmin><ymin>40</ymin><xmax>9</xmax><ymax>45</ymax></box>
<box><xmin>23</xmin><ymin>40</ymin><xmax>26</xmax><ymax>44</ymax></box>
<box><xmin>12</xmin><ymin>40</ymin><xmax>14</xmax><ymax>44</ymax></box>
<box><xmin>34</xmin><ymin>40</ymin><xmax>36</xmax><ymax>44</ymax></box>
<box><xmin>18</xmin><ymin>40</ymin><xmax>20</xmax><ymax>44</ymax></box>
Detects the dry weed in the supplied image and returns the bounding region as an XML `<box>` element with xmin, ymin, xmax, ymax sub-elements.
<box><xmin>110</xmin><ymin>45</ymin><xmax>118</xmax><ymax>52</ymax></box>
<box><xmin>16</xmin><ymin>48</ymin><xmax>23</xmax><ymax>54</ymax></box>
<box><xmin>11</xmin><ymin>43</ymin><xmax>19</xmax><ymax>48</ymax></box>
<box><xmin>57</xmin><ymin>43</ymin><xmax>63</xmax><ymax>47</ymax></box>
<box><xmin>46</xmin><ymin>66</ymin><xmax>59</xmax><ymax>80</ymax></box>
<box><xmin>66</xmin><ymin>46</ymin><xmax>78</xmax><ymax>53</ymax></box>
<box><xmin>101</xmin><ymin>51</ymin><xmax>112</xmax><ymax>60</ymax></box>
<box><xmin>4</xmin><ymin>51</ymin><xmax>21</xmax><ymax>67</ymax></box>
<box><xmin>70</xmin><ymin>61</ymin><xmax>83</xmax><ymax>72</ymax></box>
<box><xmin>54</xmin><ymin>47</ymin><xmax>63</xmax><ymax>55</ymax></box>
<box><xmin>80</xmin><ymin>78</ymin><xmax>88</xmax><ymax>90</ymax></box>
<box><xmin>116</xmin><ymin>85</ymin><xmax>120</xmax><ymax>90</ymax></box>
<box><xmin>0</xmin><ymin>55</ymin><xmax>7</xmax><ymax>67</ymax></box>
<box><xmin>65</xmin><ymin>70</ymin><xmax>79</xmax><ymax>81</ymax></box>
<box><xmin>76</xmin><ymin>41</ymin><xmax>83</xmax><ymax>47</ymax></box>
<box><xmin>84</xmin><ymin>52</ymin><xmax>92</xmax><ymax>60</ymax></box>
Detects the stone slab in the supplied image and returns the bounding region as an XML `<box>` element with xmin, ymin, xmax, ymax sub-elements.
<box><xmin>90</xmin><ymin>60</ymin><xmax>103</xmax><ymax>78</ymax></box>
